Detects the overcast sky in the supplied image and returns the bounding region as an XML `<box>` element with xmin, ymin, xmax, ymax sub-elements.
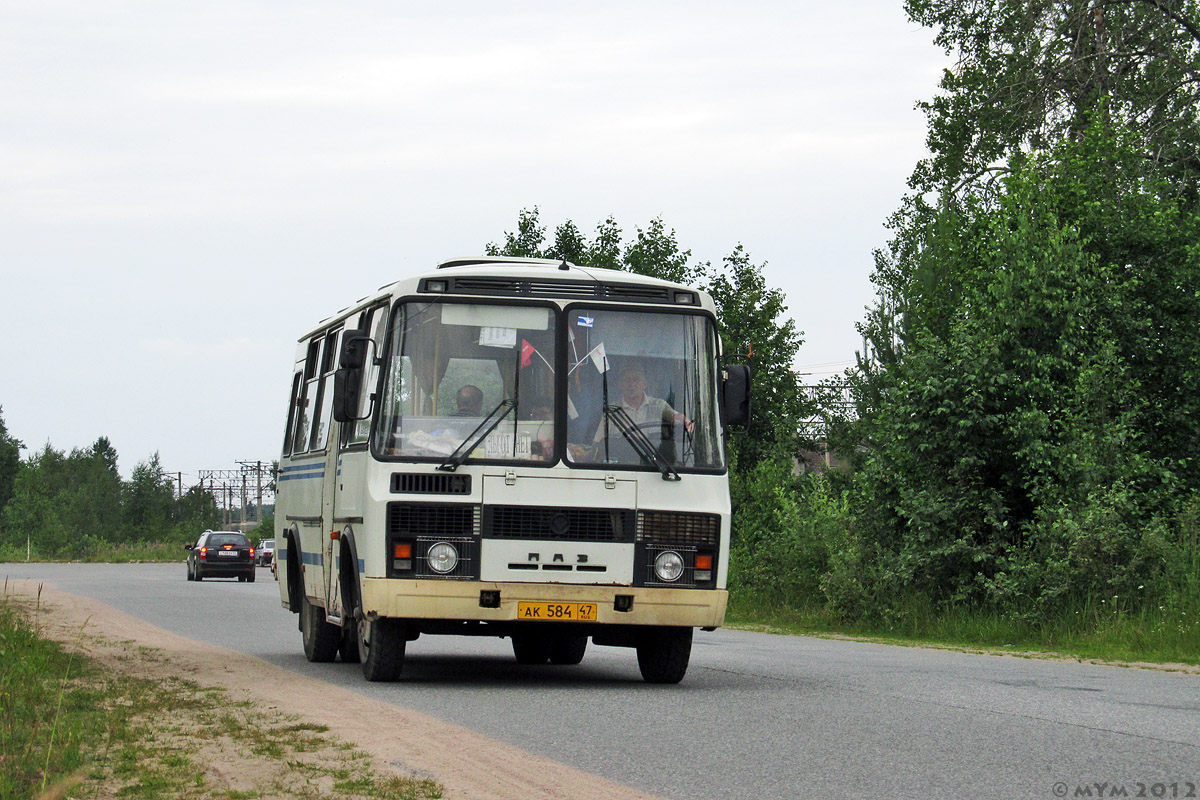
<box><xmin>0</xmin><ymin>1</ymin><xmax>947</xmax><ymax>482</ymax></box>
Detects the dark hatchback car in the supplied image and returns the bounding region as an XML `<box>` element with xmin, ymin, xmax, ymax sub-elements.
<box><xmin>186</xmin><ymin>531</ymin><xmax>256</xmax><ymax>582</ymax></box>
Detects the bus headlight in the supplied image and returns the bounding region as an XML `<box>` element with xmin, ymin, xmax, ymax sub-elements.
<box><xmin>426</xmin><ymin>542</ymin><xmax>459</xmax><ymax>574</ymax></box>
<box><xmin>653</xmin><ymin>550</ymin><xmax>685</xmax><ymax>583</ymax></box>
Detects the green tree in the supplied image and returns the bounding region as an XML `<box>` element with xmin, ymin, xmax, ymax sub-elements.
<box><xmin>123</xmin><ymin>453</ymin><xmax>176</xmax><ymax>539</ymax></box>
<box><xmin>845</xmin><ymin>0</ymin><xmax>1200</xmax><ymax>622</ymax></box>
<box><xmin>57</xmin><ymin>437</ymin><xmax>123</xmax><ymax>543</ymax></box>
<box><xmin>0</xmin><ymin>406</ymin><xmax>22</xmax><ymax>523</ymax></box>
<box><xmin>1</xmin><ymin>444</ymin><xmax>70</xmax><ymax>556</ymax></box>
<box><xmin>906</xmin><ymin>0</ymin><xmax>1200</xmax><ymax>198</ymax></box>
<box><xmin>853</xmin><ymin>114</ymin><xmax>1200</xmax><ymax>619</ymax></box>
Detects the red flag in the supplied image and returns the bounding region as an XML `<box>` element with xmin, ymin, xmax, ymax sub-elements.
<box><xmin>520</xmin><ymin>339</ymin><xmax>535</xmax><ymax>368</ymax></box>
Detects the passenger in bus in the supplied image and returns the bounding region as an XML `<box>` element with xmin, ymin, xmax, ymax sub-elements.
<box><xmin>524</xmin><ymin>397</ymin><xmax>554</xmax><ymax>460</ymax></box>
<box><xmin>452</xmin><ymin>384</ymin><xmax>484</xmax><ymax>417</ymax></box>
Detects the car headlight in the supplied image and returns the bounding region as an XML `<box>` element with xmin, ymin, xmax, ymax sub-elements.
<box><xmin>653</xmin><ymin>550</ymin><xmax>685</xmax><ymax>583</ymax></box>
<box><xmin>426</xmin><ymin>542</ymin><xmax>459</xmax><ymax>574</ymax></box>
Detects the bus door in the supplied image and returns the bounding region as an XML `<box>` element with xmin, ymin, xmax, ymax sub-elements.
<box><xmin>303</xmin><ymin>327</ymin><xmax>342</xmax><ymax>614</ymax></box>
<box><xmin>321</xmin><ymin>432</ymin><xmax>340</xmax><ymax>617</ymax></box>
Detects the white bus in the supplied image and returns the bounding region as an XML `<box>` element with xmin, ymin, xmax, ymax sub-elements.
<box><xmin>275</xmin><ymin>257</ymin><xmax>750</xmax><ymax>683</ymax></box>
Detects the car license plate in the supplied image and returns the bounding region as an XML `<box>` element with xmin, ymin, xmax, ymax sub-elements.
<box><xmin>517</xmin><ymin>602</ymin><xmax>597</xmax><ymax>621</ymax></box>
<box><xmin>217</xmin><ymin>550</ymin><xmax>238</xmax><ymax>557</ymax></box>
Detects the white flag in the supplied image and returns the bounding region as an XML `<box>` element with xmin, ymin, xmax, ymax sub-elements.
<box><xmin>589</xmin><ymin>342</ymin><xmax>608</xmax><ymax>373</ymax></box>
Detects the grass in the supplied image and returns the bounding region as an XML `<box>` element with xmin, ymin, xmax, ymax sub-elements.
<box><xmin>0</xmin><ymin>586</ymin><xmax>443</xmax><ymax>800</ymax></box>
<box><xmin>726</xmin><ymin>589</ymin><xmax>1200</xmax><ymax>667</ymax></box>
<box><xmin>0</xmin><ymin>539</ymin><xmax>196</xmax><ymax>564</ymax></box>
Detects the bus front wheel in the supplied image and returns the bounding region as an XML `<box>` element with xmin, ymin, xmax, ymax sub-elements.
<box><xmin>549</xmin><ymin>634</ymin><xmax>588</xmax><ymax>665</ymax></box>
<box><xmin>358</xmin><ymin>615</ymin><xmax>405</xmax><ymax>681</ymax></box>
<box><xmin>636</xmin><ymin>626</ymin><xmax>693</xmax><ymax>684</ymax></box>
<box><xmin>512</xmin><ymin>634</ymin><xmax>551</xmax><ymax>665</ymax></box>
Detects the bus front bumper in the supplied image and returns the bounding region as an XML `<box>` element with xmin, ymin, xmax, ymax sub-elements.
<box><xmin>361</xmin><ymin>579</ymin><xmax>727</xmax><ymax>629</ymax></box>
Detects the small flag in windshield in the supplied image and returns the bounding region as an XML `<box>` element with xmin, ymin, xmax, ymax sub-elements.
<box><xmin>589</xmin><ymin>342</ymin><xmax>608</xmax><ymax>372</ymax></box>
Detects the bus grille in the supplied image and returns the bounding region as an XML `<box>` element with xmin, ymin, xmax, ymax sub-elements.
<box><xmin>391</xmin><ymin>473</ymin><xmax>472</xmax><ymax>495</ymax></box>
<box><xmin>637</xmin><ymin>511</ymin><xmax>720</xmax><ymax>547</ymax></box>
<box><xmin>387</xmin><ymin>503</ymin><xmax>479</xmax><ymax>539</ymax></box>
<box><xmin>483</xmin><ymin>506</ymin><xmax>635</xmax><ymax>542</ymax></box>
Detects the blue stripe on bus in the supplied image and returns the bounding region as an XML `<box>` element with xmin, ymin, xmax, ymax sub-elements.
<box><xmin>301</xmin><ymin>551</ymin><xmax>324</xmax><ymax>566</ymax></box>
<box><xmin>279</xmin><ymin>471</ymin><xmax>324</xmax><ymax>482</ymax></box>
<box><xmin>280</xmin><ymin>463</ymin><xmax>325</xmax><ymax>473</ymax></box>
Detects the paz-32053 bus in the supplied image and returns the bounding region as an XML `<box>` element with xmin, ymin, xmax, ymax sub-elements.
<box><xmin>275</xmin><ymin>257</ymin><xmax>750</xmax><ymax>683</ymax></box>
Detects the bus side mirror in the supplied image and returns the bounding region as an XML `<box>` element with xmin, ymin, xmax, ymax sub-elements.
<box><xmin>333</xmin><ymin>328</ymin><xmax>375</xmax><ymax>423</ymax></box>
<box><xmin>722</xmin><ymin>364</ymin><xmax>751</xmax><ymax>429</ymax></box>
<box><xmin>332</xmin><ymin>367</ymin><xmax>362</xmax><ymax>423</ymax></box>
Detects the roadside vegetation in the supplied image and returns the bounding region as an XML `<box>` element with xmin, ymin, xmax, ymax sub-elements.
<box><xmin>0</xmin><ymin>585</ymin><xmax>442</xmax><ymax>800</ymax></box>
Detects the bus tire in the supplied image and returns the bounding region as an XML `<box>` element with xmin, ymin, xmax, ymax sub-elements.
<box><xmin>636</xmin><ymin>626</ymin><xmax>692</xmax><ymax>684</ymax></box>
<box><xmin>549</xmin><ymin>634</ymin><xmax>588</xmax><ymax>665</ymax></box>
<box><xmin>358</xmin><ymin>616</ymin><xmax>405</xmax><ymax>681</ymax></box>
<box><xmin>339</xmin><ymin>626</ymin><xmax>361</xmax><ymax>664</ymax></box>
<box><xmin>301</xmin><ymin>595</ymin><xmax>340</xmax><ymax>663</ymax></box>
<box><xmin>512</xmin><ymin>634</ymin><xmax>551</xmax><ymax>665</ymax></box>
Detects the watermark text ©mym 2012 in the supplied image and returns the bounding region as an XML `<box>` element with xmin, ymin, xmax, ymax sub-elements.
<box><xmin>1052</xmin><ymin>782</ymin><xmax>1198</xmax><ymax>798</ymax></box>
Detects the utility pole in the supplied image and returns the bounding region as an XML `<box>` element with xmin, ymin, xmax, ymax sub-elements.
<box><xmin>241</xmin><ymin>472</ymin><xmax>248</xmax><ymax>528</ymax></box>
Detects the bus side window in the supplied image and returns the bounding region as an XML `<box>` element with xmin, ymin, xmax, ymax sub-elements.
<box><xmin>350</xmin><ymin>305</ymin><xmax>387</xmax><ymax>445</ymax></box>
<box><xmin>310</xmin><ymin>328</ymin><xmax>342</xmax><ymax>452</ymax></box>
<box><xmin>282</xmin><ymin>372</ymin><xmax>302</xmax><ymax>456</ymax></box>
<box><xmin>292</xmin><ymin>338</ymin><xmax>322</xmax><ymax>454</ymax></box>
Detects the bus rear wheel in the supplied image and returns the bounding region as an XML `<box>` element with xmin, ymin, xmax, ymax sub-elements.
<box><xmin>636</xmin><ymin>626</ymin><xmax>692</xmax><ymax>684</ymax></box>
<box><xmin>300</xmin><ymin>595</ymin><xmax>340</xmax><ymax>663</ymax></box>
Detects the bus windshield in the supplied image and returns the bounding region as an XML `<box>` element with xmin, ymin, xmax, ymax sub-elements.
<box><xmin>373</xmin><ymin>300</ymin><xmax>724</xmax><ymax>471</ymax></box>
<box><xmin>563</xmin><ymin>308</ymin><xmax>725</xmax><ymax>472</ymax></box>
<box><xmin>375</xmin><ymin>301</ymin><xmax>557</xmax><ymax>463</ymax></box>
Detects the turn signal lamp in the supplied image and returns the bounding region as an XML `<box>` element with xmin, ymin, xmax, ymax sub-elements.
<box><xmin>393</xmin><ymin>542</ymin><xmax>413</xmax><ymax>572</ymax></box>
<box><xmin>695</xmin><ymin>554</ymin><xmax>713</xmax><ymax>570</ymax></box>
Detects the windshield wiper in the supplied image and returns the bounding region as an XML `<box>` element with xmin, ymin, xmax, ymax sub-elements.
<box><xmin>437</xmin><ymin>399</ymin><xmax>516</xmax><ymax>472</ymax></box>
<box><xmin>602</xmin><ymin>404</ymin><xmax>681</xmax><ymax>481</ymax></box>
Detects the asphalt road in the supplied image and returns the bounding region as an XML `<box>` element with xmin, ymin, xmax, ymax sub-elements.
<box><xmin>6</xmin><ymin>562</ymin><xmax>1198</xmax><ymax>800</ymax></box>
